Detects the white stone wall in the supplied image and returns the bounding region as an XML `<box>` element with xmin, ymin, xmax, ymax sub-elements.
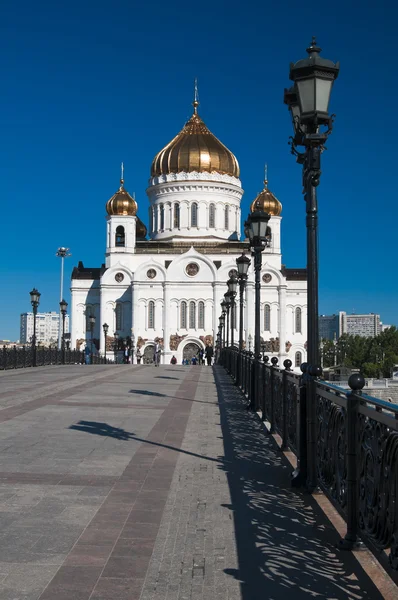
<box><xmin>71</xmin><ymin>245</ymin><xmax>308</xmax><ymax>368</ymax></box>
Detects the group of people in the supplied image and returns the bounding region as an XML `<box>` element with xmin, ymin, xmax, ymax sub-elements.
<box><xmin>170</xmin><ymin>344</ymin><xmax>214</xmax><ymax>366</ymax></box>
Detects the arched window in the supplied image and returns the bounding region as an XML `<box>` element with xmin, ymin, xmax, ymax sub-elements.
<box><xmin>295</xmin><ymin>307</ymin><xmax>302</xmax><ymax>333</ymax></box>
<box><xmin>115</xmin><ymin>226</ymin><xmax>125</xmax><ymax>247</ymax></box>
<box><xmin>174</xmin><ymin>203</ymin><xmax>180</xmax><ymax>228</ymax></box>
<box><xmin>180</xmin><ymin>301</ymin><xmax>187</xmax><ymax>329</ymax></box>
<box><xmin>264</xmin><ymin>305</ymin><xmax>271</xmax><ymax>331</ymax></box>
<box><xmin>224</xmin><ymin>205</ymin><xmax>229</xmax><ymax>230</ymax></box>
<box><xmin>265</xmin><ymin>226</ymin><xmax>272</xmax><ymax>247</ymax></box>
<box><xmin>191</xmin><ymin>203</ymin><xmax>198</xmax><ymax>227</ymax></box>
<box><xmin>115</xmin><ymin>303</ymin><xmax>122</xmax><ymax>330</ymax></box>
<box><xmin>189</xmin><ymin>301</ymin><xmax>196</xmax><ymax>329</ymax></box>
<box><xmin>209</xmin><ymin>204</ymin><xmax>215</xmax><ymax>228</ymax></box>
<box><xmin>160</xmin><ymin>204</ymin><xmax>165</xmax><ymax>230</ymax></box>
<box><xmin>295</xmin><ymin>351</ymin><xmax>302</xmax><ymax>368</ymax></box>
<box><xmin>148</xmin><ymin>301</ymin><xmax>155</xmax><ymax>329</ymax></box>
<box><xmin>198</xmin><ymin>301</ymin><xmax>205</xmax><ymax>329</ymax></box>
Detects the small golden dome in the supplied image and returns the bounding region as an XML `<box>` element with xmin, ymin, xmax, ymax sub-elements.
<box><xmin>151</xmin><ymin>102</ymin><xmax>240</xmax><ymax>178</ymax></box>
<box><xmin>250</xmin><ymin>180</ymin><xmax>282</xmax><ymax>216</ymax></box>
<box><xmin>106</xmin><ymin>179</ymin><xmax>137</xmax><ymax>216</ymax></box>
<box><xmin>136</xmin><ymin>216</ymin><xmax>147</xmax><ymax>239</ymax></box>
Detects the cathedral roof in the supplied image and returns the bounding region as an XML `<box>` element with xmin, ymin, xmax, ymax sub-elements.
<box><xmin>106</xmin><ymin>179</ymin><xmax>137</xmax><ymax>216</ymax></box>
<box><xmin>250</xmin><ymin>179</ymin><xmax>282</xmax><ymax>216</ymax></box>
<box><xmin>151</xmin><ymin>99</ymin><xmax>240</xmax><ymax>179</ymax></box>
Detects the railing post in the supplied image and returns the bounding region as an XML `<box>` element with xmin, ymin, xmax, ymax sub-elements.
<box><xmin>261</xmin><ymin>356</ymin><xmax>269</xmax><ymax>421</ymax></box>
<box><xmin>307</xmin><ymin>365</ymin><xmax>323</xmax><ymax>491</ymax></box>
<box><xmin>340</xmin><ymin>373</ymin><xmax>364</xmax><ymax>549</ymax></box>
<box><xmin>281</xmin><ymin>359</ymin><xmax>292</xmax><ymax>450</ymax></box>
<box><xmin>22</xmin><ymin>345</ymin><xmax>26</xmax><ymax>368</ymax></box>
<box><xmin>269</xmin><ymin>357</ymin><xmax>278</xmax><ymax>433</ymax></box>
<box><xmin>13</xmin><ymin>345</ymin><xmax>17</xmax><ymax>369</ymax></box>
<box><xmin>292</xmin><ymin>362</ymin><xmax>309</xmax><ymax>487</ymax></box>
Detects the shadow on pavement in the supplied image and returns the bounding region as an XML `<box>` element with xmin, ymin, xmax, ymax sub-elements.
<box><xmin>69</xmin><ymin>420</ymin><xmax>135</xmax><ymax>440</ymax></box>
<box><xmin>213</xmin><ymin>366</ymin><xmax>383</xmax><ymax>600</ymax></box>
<box><xmin>129</xmin><ymin>389</ymin><xmax>167</xmax><ymax>397</ymax></box>
<box><xmin>69</xmin><ymin>420</ymin><xmax>224</xmax><ymax>464</ymax></box>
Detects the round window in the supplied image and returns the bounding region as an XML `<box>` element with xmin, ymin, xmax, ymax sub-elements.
<box><xmin>186</xmin><ymin>263</ymin><xmax>199</xmax><ymax>277</ymax></box>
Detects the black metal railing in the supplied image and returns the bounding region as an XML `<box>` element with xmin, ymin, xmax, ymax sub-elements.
<box><xmin>0</xmin><ymin>346</ymin><xmax>113</xmax><ymax>370</ymax></box>
<box><xmin>219</xmin><ymin>346</ymin><xmax>398</xmax><ymax>583</ymax></box>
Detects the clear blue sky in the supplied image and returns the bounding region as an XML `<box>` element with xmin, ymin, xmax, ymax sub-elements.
<box><xmin>0</xmin><ymin>0</ymin><xmax>396</xmax><ymax>340</ymax></box>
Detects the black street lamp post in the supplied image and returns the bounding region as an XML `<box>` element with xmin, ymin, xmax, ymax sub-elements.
<box><xmin>89</xmin><ymin>315</ymin><xmax>96</xmax><ymax>361</ymax></box>
<box><xmin>284</xmin><ymin>38</ymin><xmax>339</xmax><ymax>490</ymax></box>
<box><xmin>224</xmin><ymin>293</ymin><xmax>231</xmax><ymax>348</ymax></box>
<box><xmin>227</xmin><ymin>274</ymin><xmax>238</xmax><ymax>348</ymax></box>
<box><xmin>236</xmin><ymin>253</ymin><xmax>250</xmax><ymax>352</ymax></box>
<box><xmin>245</xmin><ymin>209</ymin><xmax>271</xmax><ymax>409</ymax></box>
<box><xmin>221</xmin><ymin>300</ymin><xmax>227</xmax><ymax>348</ymax></box>
<box><xmin>103</xmin><ymin>323</ymin><xmax>109</xmax><ymax>362</ymax></box>
<box><xmin>59</xmin><ymin>299</ymin><xmax>68</xmax><ymax>364</ymax></box>
<box><xmin>30</xmin><ymin>288</ymin><xmax>41</xmax><ymax>368</ymax></box>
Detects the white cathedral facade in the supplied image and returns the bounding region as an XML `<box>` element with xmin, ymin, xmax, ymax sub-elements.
<box><xmin>70</xmin><ymin>98</ymin><xmax>308</xmax><ymax>367</ymax></box>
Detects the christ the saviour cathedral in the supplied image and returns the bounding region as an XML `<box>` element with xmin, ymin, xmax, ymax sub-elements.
<box><xmin>70</xmin><ymin>95</ymin><xmax>307</xmax><ymax>366</ymax></box>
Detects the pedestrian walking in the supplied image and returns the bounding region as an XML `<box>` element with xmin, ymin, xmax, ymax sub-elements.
<box><xmin>154</xmin><ymin>342</ymin><xmax>161</xmax><ymax>366</ymax></box>
<box><xmin>124</xmin><ymin>347</ymin><xmax>130</xmax><ymax>364</ymax></box>
<box><xmin>198</xmin><ymin>348</ymin><xmax>204</xmax><ymax>365</ymax></box>
<box><xmin>204</xmin><ymin>343</ymin><xmax>214</xmax><ymax>366</ymax></box>
<box><xmin>136</xmin><ymin>349</ymin><xmax>142</xmax><ymax>364</ymax></box>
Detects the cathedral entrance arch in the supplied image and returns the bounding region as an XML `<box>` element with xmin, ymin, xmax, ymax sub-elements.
<box><xmin>182</xmin><ymin>342</ymin><xmax>200</xmax><ymax>363</ymax></box>
<box><xmin>143</xmin><ymin>345</ymin><xmax>155</xmax><ymax>364</ymax></box>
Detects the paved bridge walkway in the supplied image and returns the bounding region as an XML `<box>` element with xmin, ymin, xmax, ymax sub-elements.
<box><xmin>0</xmin><ymin>364</ymin><xmax>396</xmax><ymax>600</ymax></box>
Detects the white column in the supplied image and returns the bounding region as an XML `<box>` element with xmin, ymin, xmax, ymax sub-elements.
<box><xmin>163</xmin><ymin>283</ymin><xmax>171</xmax><ymax>364</ymax></box>
<box><xmin>213</xmin><ymin>282</ymin><xmax>224</xmax><ymax>345</ymax></box>
<box><xmin>99</xmin><ymin>287</ymin><xmax>106</xmax><ymax>355</ymax></box>
<box><xmin>278</xmin><ymin>285</ymin><xmax>287</xmax><ymax>364</ymax></box>
<box><xmin>131</xmin><ymin>281</ymin><xmax>138</xmax><ymax>363</ymax></box>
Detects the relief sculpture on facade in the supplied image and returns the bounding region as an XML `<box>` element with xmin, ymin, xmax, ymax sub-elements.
<box><xmin>137</xmin><ymin>336</ymin><xmax>147</xmax><ymax>349</ymax></box>
<box><xmin>170</xmin><ymin>334</ymin><xmax>187</xmax><ymax>351</ymax></box>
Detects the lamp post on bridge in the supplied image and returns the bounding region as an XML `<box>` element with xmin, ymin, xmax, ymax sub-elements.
<box><xmin>284</xmin><ymin>38</ymin><xmax>339</xmax><ymax>489</ymax></box>
<box><xmin>236</xmin><ymin>253</ymin><xmax>250</xmax><ymax>352</ymax></box>
<box><xmin>59</xmin><ymin>299</ymin><xmax>68</xmax><ymax>364</ymax></box>
<box><xmin>56</xmin><ymin>247</ymin><xmax>71</xmax><ymax>350</ymax></box>
<box><xmin>224</xmin><ymin>293</ymin><xmax>231</xmax><ymax>348</ymax></box>
<box><xmin>102</xmin><ymin>323</ymin><xmax>109</xmax><ymax>362</ymax></box>
<box><xmin>244</xmin><ymin>208</ymin><xmax>271</xmax><ymax>409</ymax></box>
<box><xmin>30</xmin><ymin>288</ymin><xmax>41</xmax><ymax>368</ymax></box>
<box><xmin>227</xmin><ymin>273</ymin><xmax>238</xmax><ymax>349</ymax></box>
<box><xmin>220</xmin><ymin>300</ymin><xmax>227</xmax><ymax>348</ymax></box>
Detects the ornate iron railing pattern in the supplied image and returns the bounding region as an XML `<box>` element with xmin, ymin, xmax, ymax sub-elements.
<box><xmin>219</xmin><ymin>347</ymin><xmax>398</xmax><ymax>582</ymax></box>
<box><xmin>315</xmin><ymin>385</ymin><xmax>347</xmax><ymax>513</ymax></box>
<box><xmin>0</xmin><ymin>346</ymin><xmax>113</xmax><ymax>370</ymax></box>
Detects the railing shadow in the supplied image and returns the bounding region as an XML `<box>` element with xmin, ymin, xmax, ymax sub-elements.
<box><xmin>213</xmin><ymin>366</ymin><xmax>383</xmax><ymax>600</ymax></box>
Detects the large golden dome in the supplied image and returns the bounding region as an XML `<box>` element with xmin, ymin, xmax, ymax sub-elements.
<box><xmin>106</xmin><ymin>179</ymin><xmax>137</xmax><ymax>216</ymax></box>
<box><xmin>250</xmin><ymin>179</ymin><xmax>282</xmax><ymax>216</ymax></box>
<box><xmin>151</xmin><ymin>100</ymin><xmax>240</xmax><ymax>178</ymax></box>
